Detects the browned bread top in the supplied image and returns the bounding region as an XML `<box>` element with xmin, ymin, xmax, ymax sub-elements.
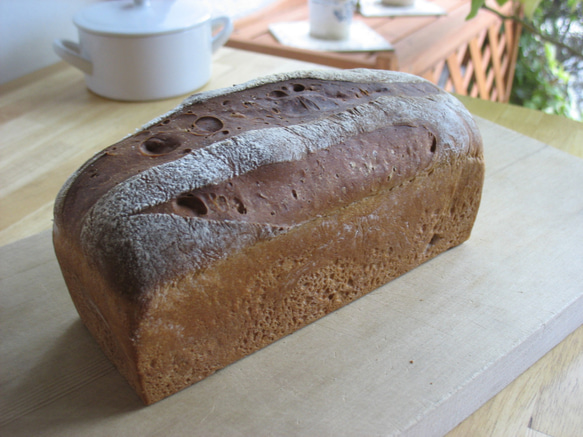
<box><xmin>53</xmin><ymin>69</ymin><xmax>483</xmax><ymax>301</ymax></box>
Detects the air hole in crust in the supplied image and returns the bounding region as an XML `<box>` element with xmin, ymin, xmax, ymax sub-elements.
<box><xmin>292</xmin><ymin>189</ymin><xmax>298</xmax><ymax>199</ymax></box>
<box><xmin>269</xmin><ymin>90</ymin><xmax>289</xmax><ymax>98</ymax></box>
<box><xmin>430</xmin><ymin>134</ymin><xmax>437</xmax><ymax>153</ymax></box>
<box><xmin>293</xmin><ymin>84</ymin><xmax>305</xmax><ymax>92</ymax></box>
<box><xmin>195</xmin><ymin>116</ymin><xmax>224</xmax><ymax>132</ymax></box>
<box><xmin>175</xmin><ymin>194</ymin><xmax>208</xmax><ymax>216</ymax></box>
<box><xmin>428</xmin><ymin>233</ymin><xmax>441</xmax><ymax>247</ymax></box>
<box><xmin>140</xmin><ymin>133</ymin><xmax>181</xmax><ymax>156</ymax></box>
<box><xmin>234</xmin><ymin>198</ymin><xmax>247</xmax><ymax>214</ymax></box>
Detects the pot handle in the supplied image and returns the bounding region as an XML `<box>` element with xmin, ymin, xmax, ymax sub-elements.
<box><xmin>53</xmin><ymin>39</ymin><xmax>93</xmax><ymax>75</ymax></box>
<box><xmin>211</xmin><ymin>16</ymin><xmax>233</xmax><ymax>53</ymax></box>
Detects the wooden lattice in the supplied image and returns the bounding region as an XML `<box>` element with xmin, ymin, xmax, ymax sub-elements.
<box><xmin>422</xmin><ymin>15</ymin><xmax>522</xmax><ymax>103</ymax></box>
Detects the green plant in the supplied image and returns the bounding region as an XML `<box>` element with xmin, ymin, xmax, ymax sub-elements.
<box><xmin>468</xmin><ymin>0</ymin><xmax>583</xmax><ymax>120</ymax></box>
<box><xmin>512</xmin><ymin>34</ymin><xmax>574</xmax><ymax>117</ymax></box>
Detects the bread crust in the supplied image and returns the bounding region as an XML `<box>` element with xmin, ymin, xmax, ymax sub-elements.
<box><xmin>53</xmin><ymin>69</ymin><xmax>484</xmax><ymax>404</ymax></box>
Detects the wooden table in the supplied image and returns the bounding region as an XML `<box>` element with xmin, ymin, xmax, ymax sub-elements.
<box><xmin>227</xmin><ymin>0</ymin><xmax>522</xmax><ymax>102</ymax></box>
<box><xmin>1</xmin><ymin>47</ymin><xmax>582</xmax><ymax>436</ymax></box>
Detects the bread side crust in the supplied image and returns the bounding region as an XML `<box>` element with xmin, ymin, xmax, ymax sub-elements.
<box><xmin>135</xmin><ymin>154</ymin><xmax>484</xmax><ymax>404</ymax></box>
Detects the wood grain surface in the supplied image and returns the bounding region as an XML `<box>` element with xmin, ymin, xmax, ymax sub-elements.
<box><xmin>1</xmin><ymin>47</ymin><xmax>582</xmax><ymax>436</ymax></box>
<box><xmin>456</xmin><ymin>95</ymin><xmax>583</xmax><ymax>160</ymax></box>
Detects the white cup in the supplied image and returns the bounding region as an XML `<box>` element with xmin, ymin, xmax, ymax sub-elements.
<box><xmin>309</xmin><ymin>0</ymin><xmax>356</xmax><ymax>41</ymax></box>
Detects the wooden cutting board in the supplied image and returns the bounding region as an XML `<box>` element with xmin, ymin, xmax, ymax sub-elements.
<box><xmin>1</xmin><ymin>117</ymin><xmax>582</xmax><ymax>436</ymax></box>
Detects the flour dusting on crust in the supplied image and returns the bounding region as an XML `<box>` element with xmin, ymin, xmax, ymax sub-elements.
<box><xmin>76</xmin><ymin>70</ymin><xmax>480</xmax><ymax>297</ymax></box>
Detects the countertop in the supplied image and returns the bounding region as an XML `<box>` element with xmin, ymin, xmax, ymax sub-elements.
<box><xmin>1</xmin><ymin>47</ymin><xmax>582</xmax><ymax>436</ymax></box>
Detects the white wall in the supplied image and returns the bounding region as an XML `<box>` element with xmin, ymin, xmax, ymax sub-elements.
<box><xmin>0</xmin><ymin>0</ymin><xmax>98</xmax><ymax>84</ymax></box>
<box><xmin>0</xmin><ymin>0</ymin><xmax>276</xmax><ymax>85</ymax></box>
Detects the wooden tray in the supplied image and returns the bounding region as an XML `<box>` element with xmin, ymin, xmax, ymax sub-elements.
<box><xmin>1</xmin><ymin>118</ymin><xmax>582</xmax><ymax>436</ymax></box>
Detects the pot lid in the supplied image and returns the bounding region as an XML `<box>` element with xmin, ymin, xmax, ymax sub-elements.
<box><xmin>73</xmin><ymin>0</ymin><xmax>211</xmax><ymax>36</ymax></box>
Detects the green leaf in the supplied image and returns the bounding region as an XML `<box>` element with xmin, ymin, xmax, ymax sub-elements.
<box><xmin>521</xmin><ymin>0</ymin><xmax>543</xmax><ymax>18</ymax></box>
<box><xmin>466</xmin><ymin>0</ymin><xmax>485</xmax><ymax>19</ymax></box>
<box><xmin>567</xmin><ymin>0</ymin><xmax>583</xmax><ymax>11</ymax></box>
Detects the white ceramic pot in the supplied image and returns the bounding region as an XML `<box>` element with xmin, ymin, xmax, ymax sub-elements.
<box><xmin>53</xmin><ymin>0</ymin><xmax>233</xmax><ymax>101</ymax></box>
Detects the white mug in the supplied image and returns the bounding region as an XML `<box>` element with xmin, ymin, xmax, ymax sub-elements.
<box><xmin>53</xmin><ymin>0</ymin><xmax>233</xmax><ymax>101</ymax></box>
<box><xmin>309</xmin><ymin>0</ymin><xmax>356</xmax><ymax>41</ymax></box>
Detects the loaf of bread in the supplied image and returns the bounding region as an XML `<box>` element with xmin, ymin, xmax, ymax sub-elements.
<box><xmin>53</xmin><ymin>69</ymin><xmax>484</xmax><ymax>404</ymax></box>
